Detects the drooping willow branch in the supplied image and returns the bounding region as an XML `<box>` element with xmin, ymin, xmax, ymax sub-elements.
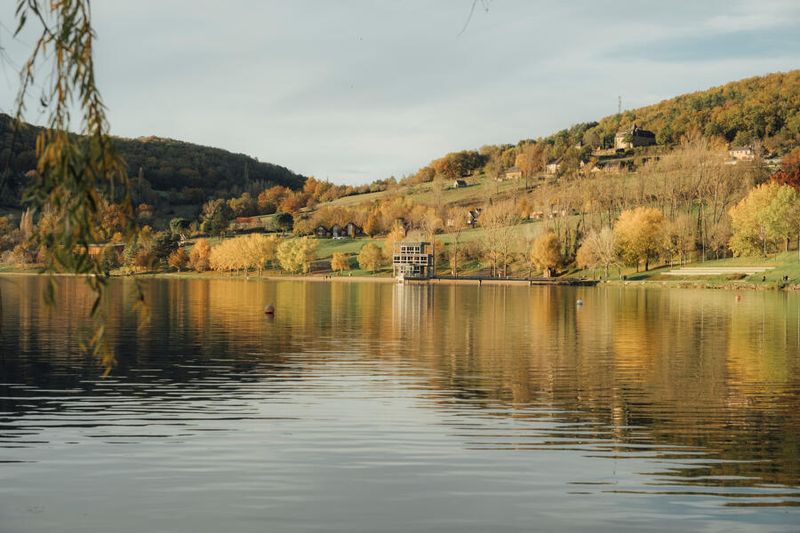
<box><xmin>12</xmin><ymin>0</ymin><xmax>147</xmax><ymax>373</ymax></box>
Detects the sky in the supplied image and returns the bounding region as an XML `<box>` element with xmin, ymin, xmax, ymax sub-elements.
<box><xmin>1</xmin><ymin>0</ymin><xmax>799</xmax><ymax>185</ymax></box>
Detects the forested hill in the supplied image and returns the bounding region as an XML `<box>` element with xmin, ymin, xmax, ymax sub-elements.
<box><xmin>398</xmin><ymin>70</ymin><xmax>799</xmax><ymax>186</ymax></box>
<box><xmin>598</xmin><ymin>70</ymin><xmax>800</xmax><ymax>149</ymax></box>
<box><xmin>541</xmin><ymin>70</ymin><xmax>800</xmax><ymax>155</ymax></box>
<box><xmin>0</xmin><ymin>113</ymin><xmax>305</xmax><ymax>206</ymax></box>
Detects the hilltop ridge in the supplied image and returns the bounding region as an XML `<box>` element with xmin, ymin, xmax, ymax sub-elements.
<box><xmin>0</xmin><ymin>113</ymin><xmax>306</xmax><ymax>207</ymax></box>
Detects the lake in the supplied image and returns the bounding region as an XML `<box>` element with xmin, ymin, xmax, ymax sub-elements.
<box><xmin>0</xmin><ymin>276</ymin><xmax>798</xmax><ymax>532</ymax></box>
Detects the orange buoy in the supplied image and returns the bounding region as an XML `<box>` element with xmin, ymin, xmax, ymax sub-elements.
<box><xmin>264</xmin><ymin>304</ymin><xmax>275</xmax><ymax>315</ymax></box>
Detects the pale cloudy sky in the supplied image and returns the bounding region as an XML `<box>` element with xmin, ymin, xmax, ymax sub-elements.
<box><xmin>2</xmin><ymin>0</ymin><xmax>799</xmax><ymax>184</ymax></box>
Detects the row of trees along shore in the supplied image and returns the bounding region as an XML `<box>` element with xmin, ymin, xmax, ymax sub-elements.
<box><xmin>1</xmin><ymin>135</ymin><xmax>799</xmax><ymax>279</ymax></box>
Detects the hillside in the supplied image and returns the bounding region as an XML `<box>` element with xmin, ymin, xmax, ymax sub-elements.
<box><xmin>1</xmin><ymin>70</ymin><xmax>798</xmax><ymax>282</ymax></box>
<box><xmin>595</xmin><ymin>70</ymin><xmax>800</xmax><ymax>151</ymax></box>
<box><xmin>0</xmin><ymin>113</ymin><xmax>305</xmax><ymax>208</ymax></box>
<box><xmin>274</xmin><ymin>71</ymin><xmax>798</xmax><ymax>280</ymax></box>
<box><xmin>399</xmin><ymin>70</ymin><xmax>799</xmax><ymax>188</ymax></box>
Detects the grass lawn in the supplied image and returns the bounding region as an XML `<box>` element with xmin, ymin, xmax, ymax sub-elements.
<box><xmin>315</xmin><ymin>237</ymin><xmax>382</xmax><ymax>259</ymax></box>
<box><xmin>576</xmin><ymin>251</ymin><xmax>800</xmax><ymax>286</ymax></box>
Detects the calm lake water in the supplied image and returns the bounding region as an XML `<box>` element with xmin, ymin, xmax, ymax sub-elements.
<box><xmin>0</xmin><ymin>276</ymin><xmax>799</xmax><ymax>532</ymax></box>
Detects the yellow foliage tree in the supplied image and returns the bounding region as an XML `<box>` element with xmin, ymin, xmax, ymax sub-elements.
<box><xmin>241</xmin><ymin>234</ymin><xmax>279</xmax><ymax>275</ymax></box>
<box><xmin>207</xmin><ymin>234</ymin><xmax>281</xmax><ymax>275</ymax></box>
<box><xmin>614</xmin><ymin>207</ymin><xmax>665</xmax><ymax>271</ymax></box>
<box><xmin>576</xmin><ymin>227</ymin><xmax>616</xmax><ymax>278</ymax></box>
<box><xmin>382</xmin><ymin>221</ymin><xmax>406</xmax><ymax>261</ymax></box>
<box><xmin>530</xmin><ymin>231</ymin><xmax>562</xmax><ymax>277</ymax></box>
<box><xmin>188</xmin><ymin>239</ymin><xmax>211</xmax><ymax>272</ymax></box>
<box><xmin>330</xmin><ymin>252</ymin><xmax>351</xmax><ymax>273</ymax></box>
<box><xmin>358</xmin><ymin>243</ymin><xmax>383</xmax><ymax>273</ymax></box>
<box><xmin>363</xmin><ymin>210</ymin><xmax>383</xmax><ymax>237</ymax></box>
<box><xmin>277</xmin><ymin>237</ymin><xmax>318</xmax><ymax>274</ymax></box>
<box><xmin>167</xmin><ymin>248</ymin><xmax>188</xmax><ymax>271</ymax></box>
<box><xmin>729</xmin><ymin>182</ymin><xmax>800</xmax><ymax>257</ymax></box>
<box><xmin>210</xmin><ymin>238</ymin><xmax>244</xmax><ymax>273</ymax></box>
<box><xmin>480</xmin><ymin>200</ymin><xmax>519</xmax><ymax>278</ymax></box>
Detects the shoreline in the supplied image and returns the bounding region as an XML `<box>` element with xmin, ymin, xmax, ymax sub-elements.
<box><xmin>2</xmin><ymin>268</ymin><xmax>799</xmax><ymax>291</ymax></box>
<box><xmin>601</xmin><ymin>279</ymin><xmax>800</xmax><ymax>291</ymax></box>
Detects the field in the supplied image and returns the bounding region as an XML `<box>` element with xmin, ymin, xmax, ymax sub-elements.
<box><xmin>327</xmin><ymin>173</ymin><xmax>533</xmax><ymax>209</ymax></box>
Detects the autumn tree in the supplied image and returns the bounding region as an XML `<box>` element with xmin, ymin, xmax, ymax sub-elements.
<box><xmin>480</xmin><ymin>201</ymin><xmax>518</xmax><ymax>277</ymax></box>
<box><xmin>662</xmin><ymin>213</ymin><xmax>696</xmax><ymax>266</ymax></box>
<box><xmin>530</xmin><ymin>231</ymin><xmax>562</xmax><ymax>277</ymax></box>
<box><xmin>419</xmin><ymin>209</ymin><xmax>443</xmax><ymax>274</ymax></box>
<box><xmin>123</xmin><ymin>225</ymin><xmax>155</xmax><ymax>269</ymax></box>
<box><xmin>330</xmin><ymin>252</ymin><xmax>351</xmax><ymax>274</ymax></box>
<box><xmin>189</xmin><ymin>239</ymin><xmax>211</xmax><ymax>272</ymax></box>
<box><xmin>98</xmin><ymin>201</ymin><xmax>130</xmax><ymax>241</ymax></box>
<box><xmin>364</xmin><ymin>210</ymin><xmax>383</xmax><ymax>237</ymax></box>
<box><xmin>706</xmin><ymin>216</ymin><xmax>733</xmax><ymax>259</ymax></box>
<box><xmin>227</xmin><ymin>192</ymin><xmax>257</xmax><ymax>217</ymax></box>
<box><xmin>292</xmin><ymin>214</ymin><xmax>315</xmax><ymax>236</ymax></box>
<box><xmin>276</xmin><ymin>239</ymin><xmax>295</xmax><ymax>273</ymax></box>
<box><xmin>279</xmin><ymin>191</ymin><xmax>309</xmax><ymax>214</ymax></box>
<box><xmin>576</xmin><ymin>227</ymin><xmax>617</xmax><ymax>278</ymax></box>
<box><xmin>206</xmin><ymin>234</ymin><xmax>279</xmax><ymax>275</ymax></box>
<box><xmin>515</xmin><ymin>142</ymin><xmax>546</xmax><ymax>190</ymax></box>
<box><xmin>382</xmin><ymin>221</ymin><xmax>407</xmax><ymax>261</ymax></box>
<box><xmin>248</xmin><ymin>234</ymin><xmax>279</xmax><ymax>274</ymax></box>
<box><xmin>770</xmin><ymin>147</ymin><xmax>800</xmax><ymax>190</ymax></box>
<box><xmin>431</xmin><ymin>150</ymin><xmax>484</xmax><ymax>180</ymax></box>
<box><xmin>209</xmin><ymin>239</ymin><xmax>245</xmax><ymax>273</ymax></box>
<box><xmin>200</xmin><ymin>199</ymin><xmax>233</xmax><ymax>235</ymax></box>
<box><xmin>0</xmin><ymin>215</ymin><xmax>23</xmax><ymax>254</ymax></box>
<box><xmin>358</xmin><ymin>243</ymin><xmax>383</xmax><ymax>273</ymax></box>
<box><xmin>167</xmin><ymin>248</ymin><xmax>188</xmax><ymax>271</ymax></box>
<box><xmin>446</xmin><ymin>206</ymin><xmax>470</xmax><ymax>277</ymax></box>
<box><xmin>728</xmin><ymin>182</ymin><xmax>800</xmax><ymax>257</ymax></box>
<box><xmin>614</xmin><ymin>207</ymin><xmax>665</xmax><ymax>271</ymax></box>
<box><xmin>276</xmin><ymin>237</ymin><xmax>318</xmax><ymax>274</ymax></box>
<box><xmin>258</xmin><ymin>186</ymin><xmax>287</xmax><ymax>214</ymax></box>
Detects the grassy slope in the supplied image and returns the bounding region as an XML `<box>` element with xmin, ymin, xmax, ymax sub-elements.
<box><xmin>572</xmin><ymin>252</ymin><xmax>800</xmax><ymax>287</ymax></box>
<box><xmin>326</xmin><ymin>174</ymin><xmax>527</xmax><ymax>209</ymax></box>
<box><xmin>279</xmin><ymin>170</ymin><xmax>549</xmax><ymax>275</ymax></box>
